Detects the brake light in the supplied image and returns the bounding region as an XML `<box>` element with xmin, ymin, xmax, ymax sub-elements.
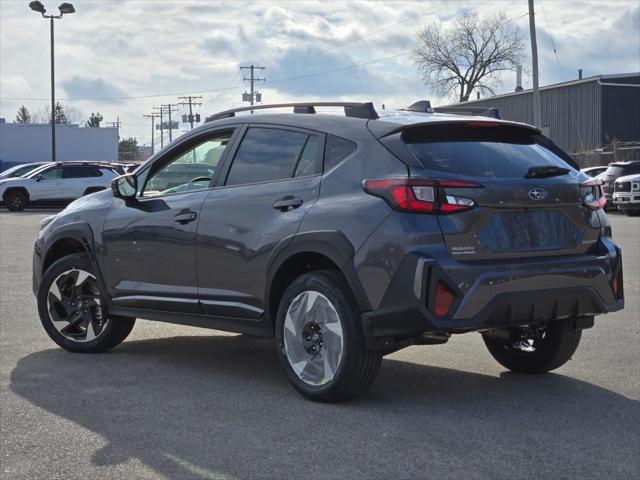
<box><xmin>581</xmin><ymin>178</ymin><xmax>606</xmax><ymax>210</ymax></box>
<box><xmin>434</xmin><ymin>281</ymin><xmax>455</xmax><ymax>317</ymax></box>
<box><xmin>362</xmin><ymin>178</ymin><xmax>483</xmax><ymax>214</ymax></box>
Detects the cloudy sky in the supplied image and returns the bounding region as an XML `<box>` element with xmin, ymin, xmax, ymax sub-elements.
<box><xmin>1</xmin><ymin>0</ymin><xmax>638</xmax><ymax>147</ymax></box>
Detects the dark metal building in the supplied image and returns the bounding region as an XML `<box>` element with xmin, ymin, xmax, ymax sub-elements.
<box><xmin>439</xmin><ymin>73</ymin><xmax>640</xmax><ymax>165</ymax></box>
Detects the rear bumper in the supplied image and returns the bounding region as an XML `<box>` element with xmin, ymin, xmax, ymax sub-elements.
<box><xmin>613</xmin><ymin>193</ymin><xmax>640</xmax><ymax>210</ymax></box>
<box><xmin>361</xmin><ymin>242</ymin><xmax>624</xmax><ymax>351</ymax></box>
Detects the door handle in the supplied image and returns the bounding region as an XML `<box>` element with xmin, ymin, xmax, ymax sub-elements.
<box><xmin>174</xmin><ymin>211</ymin><xmax>197</xmax><ymax>224</ymax></box>
<box><xmin>273</xmin><ymin>196</ymin><xmax>303</xmax><ymax>211</ymax></box>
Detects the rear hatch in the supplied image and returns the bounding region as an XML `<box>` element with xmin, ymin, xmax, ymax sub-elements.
<box><xmin>400</xmin><ymin>122</ymin><xmax>603</xmax><ymax>260</ymax></box>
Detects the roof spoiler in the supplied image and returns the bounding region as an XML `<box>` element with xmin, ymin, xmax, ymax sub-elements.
<box><xmin>433</xmin><ymin>106</ymin><xmax>502</xmax><ymax>119</ymax></box>
<box><xmin>205</xmin><ymin>102</ymin><xmax>379</xmax><ymax>122</ymax></box>
<box><xmin>403</xmin><ymin>100</ymin><xmax>434</xmax><ymax>113</ymax></box>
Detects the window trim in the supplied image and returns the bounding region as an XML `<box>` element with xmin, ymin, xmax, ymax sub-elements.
<box><xmin>136</xmin><ymin>126</ymin><xmax>240</xmax><ymax>199</ymax></box>
<box><xmin>219</xmin><ymin>124</ymin><xmax>325</xmax><ymax>189</ymax></box>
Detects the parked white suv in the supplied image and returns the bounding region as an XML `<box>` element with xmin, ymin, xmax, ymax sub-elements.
<box><xmin>0</xmin><ymin>162</ymin><xmax>119</xmax><ymax>211</ymax></box>
<box><xmin>613</xmin><ymin>174</ymin><xmax>640</xmax><ymax>216</ymax></box>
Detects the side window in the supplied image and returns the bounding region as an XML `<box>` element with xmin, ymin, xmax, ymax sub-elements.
<box><xmin>63</xmin><ymin>166</ymin><xmax>91</xmax><ymax>178</ymax></box>
<box><xmin>143</xmin><ymin>131</ymin><xmax>232</xmax><ymax>197</ymax></box>
<box><xmin>13</xmin><ymin>166</ymin><xmax>34</xmax><ymax>177</ymax></box>
<box><xmin>293</xmin><ymin>136</ymin><xmax>320</xmax><ymax>178</ymax></box>
<box><xmin>87</xmin><ymin>167</ymin><xmax>103</xmax><ymax>177</ymax></box>
<box><xmin>324</xmin><ymin>135</ymin><xmax>357</xmax><ymax>172</ymax></box>
<box><xmin>225</xmin><ymin>128</ymin><xmax>309</xmax><ymax>186</ymax></box>
<box><xmin>40</xmin><ymin>167</ymin><xmax>62</xmax><ymax>180</ymax></box>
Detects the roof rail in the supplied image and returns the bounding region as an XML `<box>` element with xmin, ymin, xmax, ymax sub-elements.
<box><xmin>433</xmin><ymin>106</ymin><xmax>502</xmax><ymax>119</ymax></box>
<box><xmin>205</xmin><ymin>102</ymin><xmax>379</xmax><ymax>122</ymax></box>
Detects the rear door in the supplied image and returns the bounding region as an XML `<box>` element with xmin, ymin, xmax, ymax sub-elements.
<box><xmin>196</xmin><ymin>125</ymin><xmax>323</xmax><ymax>318</ymax></box>
<box><xmin>62</xmin><ymin>165</ymin><xmax>104</xmax><ymax>198</ymax></box>
<box><xmin>402</xmin><ymin>123</ymin><xmax>602</xmax><ymax>260</ymax></box>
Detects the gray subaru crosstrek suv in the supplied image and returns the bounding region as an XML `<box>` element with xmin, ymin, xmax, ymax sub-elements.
<box><xmin>33</xmin><ymin>101</ymin><xmax>624</xmax><ymax>402</ymax></box>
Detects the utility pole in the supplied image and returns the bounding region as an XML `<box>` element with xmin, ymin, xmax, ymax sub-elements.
<box><xmin>240</xmin><ymin>65</ymin><xmax>265</xmax><ymax>110</ymax></box>
<box><xmin>528</xmin><ymin>0</ymin><xmax>542</xmax><ymax>128</ymax></box>
<box><xmin>143</xmin><ymin>112</ymin><xmax>161</xmax><ymax>154</ymax></box>
<box><xmin>106</xmin><ymin>117</ymin><xmax>121</xmax><ymax>139</ymax></box>
<box><xmin>156</xmin><ymin>106</ymin><xmax>164</xmax><ymax>148</ymax></box>
<box><xmin>178</xmin><ymin>95</ymin><xmax>202</xmax><ymax>130</ymax></box>
<box><xmin>157</xmin><ymin>104</ymin><xmax>178</xmax><ymax>142</ymax></box>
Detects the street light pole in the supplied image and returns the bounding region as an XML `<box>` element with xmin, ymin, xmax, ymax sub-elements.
<box><xmin>29</xmin><ymin>2</ymin><xmax>75</xmax><ymax>163</ymax></box>
<box><xmin>50</xmin><ymin>15</ymin><xmax>55</xmax><ymax>162</ymax></box>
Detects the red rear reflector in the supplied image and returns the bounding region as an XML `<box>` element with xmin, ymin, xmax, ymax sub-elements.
<box><xmin>434</xmin><ymin>281</ymin><xmax>455</xmax><ymax>317</ymax></box>
<box><xmin>612</xmin><ymin>268</ymin><xmax>624</xmax><ymax>300</ymax></box>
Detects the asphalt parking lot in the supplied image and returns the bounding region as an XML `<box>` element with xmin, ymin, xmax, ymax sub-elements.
<box><xmin>1</xmin><ymin>210</ymin><xmax>638</xmax><ymax>480</ymax></box>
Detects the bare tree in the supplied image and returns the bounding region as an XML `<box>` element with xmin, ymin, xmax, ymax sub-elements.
<box><xmin>413</xmin><ymin>12</ymin><xmax>525</xmax><ymax>102</ymax></box>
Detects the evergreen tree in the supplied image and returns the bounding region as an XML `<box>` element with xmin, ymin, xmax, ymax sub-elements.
<box><xmin>15</xmin><ymin>105</ymin><xmax>32</xmax><ymax>124</ymax></box>
<box><xmin>86</xmin><ymin>112</ymin><xmax>104</xmax><ymax>127</ymax></box>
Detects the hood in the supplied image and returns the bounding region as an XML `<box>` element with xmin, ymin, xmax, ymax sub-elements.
<box><xmin>0</xmin><ymin>177</ymin><xmax>27</xmax><ymax>187</ymax></box>
<box><xmin>615</xmin><ymin>174</ymin><xmax>640</xmax><ymax>183</ymax></box>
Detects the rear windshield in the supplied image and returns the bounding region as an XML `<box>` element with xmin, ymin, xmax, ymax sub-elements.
<box><xmin>403</xmin><ymin>124</ymin><xmax>575</xmax><ymax>179</ymax></box>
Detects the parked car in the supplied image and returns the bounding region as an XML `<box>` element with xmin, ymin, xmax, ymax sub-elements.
<box><xmin>613</xmin><ymin>174</ymin><xmax>640</xmax><ymax>215</ymax></box>
<box><xmin>580</xmin><ymin>165</ymin><xmax>607</xmax><ymax>178</ymax></box>
<box><xmin>596</xmin><ymin>161</ymin><xmax>640</xmax><ymax>208</ymax></box>
<box><xmin>0</xmin><ymin>162</ymin><xmax>50</xmax><ymax>179</ymax></box>
<box><xmin>32</xmin><ymin>101</ymin><xmax>624</xmax><ymax>402</ymax></box>
<box><xmin>0</xmin><ymin>161</ymin><xmax>120</xmax><ymax>211</ymax></box>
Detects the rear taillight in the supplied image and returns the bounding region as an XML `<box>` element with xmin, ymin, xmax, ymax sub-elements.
<box><xmin>581</xmin><ymin>178</ymin><xmax>606</xmax><ymax>210</ymax></box>
<box><xmin>434</xmin><ymin>281</ymin><xmax>455</xmax><ymax>317</ymax></box>
<box><xmin>362</xmin><ymin>178</ymin><xmax>483</xmax><ymax>214</ymax></box>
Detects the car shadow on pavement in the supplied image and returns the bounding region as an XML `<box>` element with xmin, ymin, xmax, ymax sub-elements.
<box><xmin>10</xmin><ymin>334</ymin><xmax>640</xmax><ymax>479</ymax></box>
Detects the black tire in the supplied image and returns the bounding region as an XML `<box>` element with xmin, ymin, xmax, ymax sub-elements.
<box><xmin>38</xmin><ymin>254</ymin><xmax>135</xmax><ymax>353</ymax></box>
<box><xmin>482</xmin><ymin>319</ymin><xmax>582</xmax><ymax>373</ymax></box>
<box><xmin>5</xmin><ymin>190</ymin><xmax>28</xmax><ymax>211</ymax></box>
<box><xmin>275</xmin><ymin>271</ymin><xmax>382</xmax><ymax>402</ymax></box>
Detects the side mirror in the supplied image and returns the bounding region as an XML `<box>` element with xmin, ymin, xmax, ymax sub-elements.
<box><xmin>35</xmin><ymin>174</ymin><xmax>44</xmax><ymax>182</ymax></box>
<box><xmin>111</xmin><ymin>174</ymin><xmax>137</xmax><ymax>200</ymax></box>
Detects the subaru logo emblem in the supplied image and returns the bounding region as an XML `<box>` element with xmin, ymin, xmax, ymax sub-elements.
<box><xmin>528</xmin><ymin>187</ymin><xmax>548</xmax><ymax>200</ymax></box>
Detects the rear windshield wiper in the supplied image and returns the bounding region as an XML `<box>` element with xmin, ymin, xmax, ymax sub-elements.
<box><xmin>525</xmin><ymin>165</ymin><xmax>570</xmax><ymax>179</ymax></box>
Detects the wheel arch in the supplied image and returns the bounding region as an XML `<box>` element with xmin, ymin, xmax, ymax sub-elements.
<box><xmin>42</xmin><ymin>223</ymin><xmax>97</xmax><ymax>274</ymax></box>
<box><xmin>2</xmin><ymin>186</ymin><xmax>30</xmax><ymax>201</ymax></box>
<box><xmin>266</xmin><ymin>231</ymin><xmax>371</xmax><ymax>323</ymax></box>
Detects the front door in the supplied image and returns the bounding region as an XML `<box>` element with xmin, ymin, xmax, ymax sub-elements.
<box><xmin>100</xmin><ymin>128</ymin><xmax>236</xmax><ymax>313</ymax></box>
<box><xmin>197</xmin><ymin>125</ymin><xmax>323</xmax><ymax>318</ymax></box>
<box><xmin>32</xmin><ymin>166</ymin><xmax>64</xmax><ymax>200</ymax></box>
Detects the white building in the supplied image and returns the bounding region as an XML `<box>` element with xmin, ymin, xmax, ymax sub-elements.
<box><xmin>0</xmin><ymin>121</ymin><xmax>118</xmax><ymax>166</ymax></box>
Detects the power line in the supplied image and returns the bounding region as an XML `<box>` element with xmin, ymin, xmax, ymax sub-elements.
<box><xmin>539</xmin><ymin>0</ymin><xmax>585</xmax><ymax>148</ymax></box>
<box><xmin>265</xmin><ymin>51</ymin><xmax>410</xmax><ymax>87</ymax></box>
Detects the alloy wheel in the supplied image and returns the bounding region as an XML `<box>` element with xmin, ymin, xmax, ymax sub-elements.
<box><xmin>283</xmin><ymin>290</ymin><xmax>344</xmax><ymax>386</ymax></box>
<box><xmin>47</xmin><ymin>268</ymin><xmax>108</xmax><ymax>342</ymax></box>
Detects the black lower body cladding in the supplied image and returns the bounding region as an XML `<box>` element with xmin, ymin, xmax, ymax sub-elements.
<box><xmin>360</xmin><ymin>246</ymin><xmax>624</xmax><ymax>351</ymax></box>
